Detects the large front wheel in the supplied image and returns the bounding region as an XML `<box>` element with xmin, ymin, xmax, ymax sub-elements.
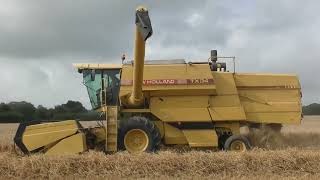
<box><xmin>119</xmin><ymin>116</ymin><xmax>161</xmax><ymax>153</ymax></box>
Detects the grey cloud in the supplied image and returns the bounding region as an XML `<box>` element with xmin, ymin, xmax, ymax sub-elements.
<box><xmin>0</xmin><ymin>1</ymin><xmax>202</xmax><ymax>59</ymax></box>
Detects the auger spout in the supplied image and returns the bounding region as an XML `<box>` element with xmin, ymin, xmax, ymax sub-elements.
<box><xmin>127</xmin><ymin>6</ymin><xmax>153</xmax><ymax>107</ymax></box>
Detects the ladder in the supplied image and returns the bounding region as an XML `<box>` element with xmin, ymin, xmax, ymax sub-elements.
<box><xmin>105</xmin><ymin>106</ymin><xmax>118</xmax><ymax>152</ymax></box>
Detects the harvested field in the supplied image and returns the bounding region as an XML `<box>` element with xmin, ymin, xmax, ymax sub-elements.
<box><xmin>0</xmin><ymin>116</ymin><xmax>320</xmax><ymax>179</ymax></box>
<box><xmin>2</xmin><ymin>149</ymin><xmax>320</xmax><ymax>179</ymax></box>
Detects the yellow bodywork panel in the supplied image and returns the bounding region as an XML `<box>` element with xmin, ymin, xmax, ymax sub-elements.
<box><xmin>235</xmin><ymin>73</ymin><xmax>301</xmax><ymax>124</ymax></box>
<box><xmin>209</xmin><ymin>95</ymin><xmax>241</xmax><ymax>107</ymax></box>
<box><xmin>45</xmin><ymin>133</ymin><xmax>87</xmax><ymax>155</ymax></box>
<box><xmin>246</xmin><ymin>112</ymin><xmax>301</xmax><ymax>124</ymax></box>
<box><xmin>120</xmin><ymin>63</ymin><xmax>216</xmax><ymax>99</ymax></box>
<box><xmin>22</xmin><ymin>120</ymin><xmax>80</xmax><ymax>151</ymax></box>
<box><xmin>163</xmin><ymin>123</ymin><xmax>188</xmax><ymax>144</ymax></box>
<box><xmin>153</xmin><ymin>121</ymin><xmax>165</xmax><ymax>138</ymax></box>
<box><xmin>212</xmin><ymin>72</ymin><xmax>238</xmax><ymax>95</ymax></box>
<box><xmin>235</xmin><ymin>73</ymin><xmax>300</xmax><ymax>88</ymax></box>
<box><xmin>162</xmin><ymin>123</ymin><xmax>218</xmax><ymax>147</ymax></box>
<box><xmin>208</xmin><ymin>72</ymin><xmax>246</xmax><ymax>121</ymax></box>
<box><xmin>182</xmin><ymin>130</ymin><xmax>218</xmax><ymax>147</ymax></box>
<box><xmin>209</xmin><ymin>107</ymin><xmax>246</xmax><ymax>121</ymax></box>
<box><xmin>150</xmin><ymin>96</ymin><xmax>212</xmax><ymax>122</ymax></box>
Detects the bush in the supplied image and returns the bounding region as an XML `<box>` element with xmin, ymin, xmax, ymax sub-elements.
<box><xmin>79</xmin><ymin>111</ymin><xmax>102</xmax><ymax>121</ymax></box>
<box><xmin>0</xmin><ymin>111</ymin><xmax>24</xmax><ymax>123</ymax></box>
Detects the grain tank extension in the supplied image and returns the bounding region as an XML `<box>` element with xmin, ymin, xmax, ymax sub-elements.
<box><xmin>14</xmin><ymin>6</ymin><xmax>302</xmax><ymax>155</ymax></box>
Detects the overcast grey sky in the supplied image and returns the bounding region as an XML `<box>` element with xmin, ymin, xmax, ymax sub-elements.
<box><xmin>0</xmin><ymin>0</ymin><xmax>319</xmax><ymax>108</ymax></box>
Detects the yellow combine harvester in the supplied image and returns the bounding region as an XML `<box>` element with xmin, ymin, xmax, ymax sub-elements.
<box><xmin>14</xmin><ymin>6</ymin><xmax>302</xmax><ymax>155</ymax></box>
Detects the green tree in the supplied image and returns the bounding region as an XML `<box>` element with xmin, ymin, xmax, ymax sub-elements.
<box><xmin>8</xmin><ymin>101</ymin><xmax>36</xmax><ymax>120</ymax></box>
<box><xmin>0</xmin><ymin>100</ymin><xmax>98</xmax><ymax>123</ymax></box>
<box><xmin>0</xmin><ymin>103</ymin><xmax>10</xmax><ymax>112</ymax></box>
<box><xmin>0</xmin><ymin>111</ymin><xmax>24</xmax><ymax>123</ymax></box>
<box><xmin>54</xmin><ymin>100</ymin><xmax>87</xmax><ymax>114</ymax></box>
<box><xmin>303</xmin><ymin>103</ymin><xmax>320</xmax><ymax>115</ymax></box>
<box><xmin>52</xmin><ymin>100</ymin><xmax>88</xmax><ymax>120</ymax></box>
<box><xmin>35</xmin><ymin>105</ymin><xmax>52</xmax><ymax>120</ymax></box>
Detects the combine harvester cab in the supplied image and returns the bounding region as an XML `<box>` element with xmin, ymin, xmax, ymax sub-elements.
<box><xmin>14</xmin><ymin>6</ymin><xmax>302</xmax><ymax>155</ymax></box>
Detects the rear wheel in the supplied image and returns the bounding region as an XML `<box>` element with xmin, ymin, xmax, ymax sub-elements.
<box><xmin>119</xmin><ymin>116</ymin><xmax>161</xmax><ymax>153</ymax></box>
<box><xmin>224</xmin><ymin>135</ymin><xmax>251</xmax><ymax>152</ymax></box>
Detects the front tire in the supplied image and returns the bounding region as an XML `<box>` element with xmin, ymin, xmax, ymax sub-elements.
<box><xmin>119</xmin><ymin>116</ymin><xmax>161</xmax><ymax>153</ymax></box>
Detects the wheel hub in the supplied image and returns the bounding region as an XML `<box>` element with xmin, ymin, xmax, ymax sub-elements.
<box><xmin>124</xmin><ymin>129</ymin><xmax>149</xmax><ymax>153</ymax></box>
<box><xmin>230</xmin><ymin>140</ymin><xmax>247</xmax><ymax>152</ymax></box>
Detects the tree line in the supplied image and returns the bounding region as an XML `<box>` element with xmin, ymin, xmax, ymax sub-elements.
<box><xmin>0</xmin><ymin>101</ymin><xmax>101</xmax><ymax>123</ymax></box>
<box><xmin>0</xmin><ymin>101</ymin><xmax>320</xmax><ymax>123</ymax></box>
<box><xmin>302</xmin><ymin>103</ymin><xmax>320</xmax><ymax>116</ymax></box>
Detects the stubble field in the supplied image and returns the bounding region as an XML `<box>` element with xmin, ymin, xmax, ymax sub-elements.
<box><xmin>1</xmin><ymin>116</ymin><xmax>320</xmax><ymax>179</ymax></box>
